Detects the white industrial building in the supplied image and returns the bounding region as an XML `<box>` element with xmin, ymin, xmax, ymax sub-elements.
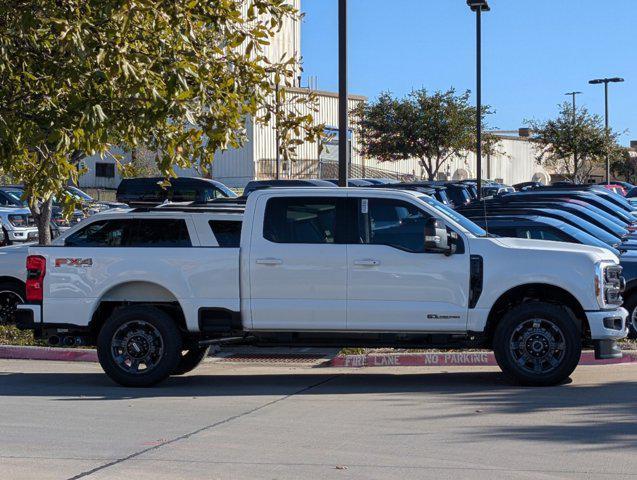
<box><xmin>78</xmin><ymin>0</ymin><xmax>551</xmax><ymax>190</ymax></box>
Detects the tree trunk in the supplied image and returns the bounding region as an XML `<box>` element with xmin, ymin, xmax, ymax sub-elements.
<box><xmin>420</xmin><ymin>157</ymin><xmax>435</xmax><ymax>181</ymax></box>
<box><xmin>30</xmin><ymin>197</ymin><xmax>53</xmax><ymax>246</ymax></box>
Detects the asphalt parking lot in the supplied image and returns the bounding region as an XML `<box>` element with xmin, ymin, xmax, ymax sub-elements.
<box><xmin>2</xmin><ymin>359</ymin><xmax>637</xmax><ymax>480</ymax></box>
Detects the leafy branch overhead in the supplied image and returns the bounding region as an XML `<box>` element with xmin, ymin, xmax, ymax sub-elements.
<box><xmin>0</xmin><ymin>0</ymin><xmax>323</xmax><ymax>243</ymax></box>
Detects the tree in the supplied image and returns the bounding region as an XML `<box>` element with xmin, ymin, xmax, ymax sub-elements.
<box><xmin>610</xmin><ymin>147</ymin><xmax>637</xmax><ymax>184</ymax></box>
<box><xmin>527</xmin><ymin>103</ymin><xmax>618</xmax><ymax>184</ymax></box>
<box><xmin>353</xmin><ymin>88</ymin><xmax>491</xmax><ymax>181</ymax></box>
<box><xmin>0</xmin><ymin>0</ymin><xmax>322</xmax><ymax>244</ymax></box>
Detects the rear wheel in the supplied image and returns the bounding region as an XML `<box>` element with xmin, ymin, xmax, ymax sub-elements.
<box><xmin>97</xmin><ymin>305</ymin><xmax>182</xmax><ymax>387</ymax></box>
<box><xmin>493</xmin><ymin>302</ymin><xmax>581</xmax><ymax>386</ymax></box>
<box><xmin>172</xmin><ymin>345</ymin><xmax>210</xmax><ymax>375</ymax></box>
<box><xmin>0</xmin><ymin>281</ymin><xmax>25</xmax><ymax>325</ymax></box>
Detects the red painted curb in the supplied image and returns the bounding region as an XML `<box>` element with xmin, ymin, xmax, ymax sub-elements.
<box><xmin>2</xmin><ymin>345</ymin><xmax>637</xmax><ymax>368</ymax></box>
<box><xmin>326</xmin><ymin>351</ymin><xmax>637</xmax><ymax>368</ymax></box>
<box><xmin>0</xmin><ymin>345</ymin><xmax>98</xmax><ymax>363</ymax></box>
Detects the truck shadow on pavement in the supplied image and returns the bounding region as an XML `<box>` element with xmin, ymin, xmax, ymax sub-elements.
<box><xmin>2</xmin><ymin>369</ymin><xmax>636</xmax><ymax>449</ymax></box>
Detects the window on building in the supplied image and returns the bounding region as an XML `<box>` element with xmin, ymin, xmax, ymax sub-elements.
<box><xmin>95</xmin><ymin>163</ymin><xmax>115</xmax><ymax>178</ymax></box>
<box><xmin>263</xmin><ymin>197</ymin><xmax>339</xmax><ymax>244</ymax></box>
<box><xmin>209</xmin><ymin>221</ymin><xmax>242</xmax><ymax>247</ymax></box>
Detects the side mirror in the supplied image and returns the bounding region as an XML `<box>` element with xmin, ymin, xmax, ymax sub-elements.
<box><xmin>424</xmin><ymin>218</ymin><xmax>454</xmax><ymax>255</ymax></box>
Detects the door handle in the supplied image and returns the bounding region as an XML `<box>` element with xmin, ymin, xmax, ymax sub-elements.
<box><xmin>256</xmin><ymin>258</ymin><xmax>283</xmax><ymax>265</ymax></box>
<box><xmin>353</xmin><ymin>259</ymin><xmax>380</xmax><ymax>266</ymax></box>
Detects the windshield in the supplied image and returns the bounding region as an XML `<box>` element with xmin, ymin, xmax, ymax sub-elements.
<box><xmin>2</xmin><ymin>188</ymin><xmax>28</xmax><ymax>207</ymax></box>
<box><xmin>66</xmin><ymin>186</ymin><xmax>93</xmax><ymax>202</ymax></box>
<box><xmin>559</xmin><ymin>224</ymin><xmax>621</xmax><ymax>257</ymax></box>
<box><xmin>538</xmin><ymin>208</ymin><xmax>620</xmax><ymax>245</ymax></box>
<box><xmin>215</xmin><ymin>183</ymin><xmax>238</xmax><ymax>198</ymax></box>
<box><xmin>418</xmin><ymin>195</ymin><xmax>486</xmax><ymax>237</ymax></box>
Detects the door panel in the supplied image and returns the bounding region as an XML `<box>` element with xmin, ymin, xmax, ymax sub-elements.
<box><xmin>249</xmin><ymin>196</ymin><xmax>347</xmax><ymax>330</ymax></box>
<box><xmin>347</xmin><ymin>197</ymin><xmax>469</xmax><ymax>332</ymax></box>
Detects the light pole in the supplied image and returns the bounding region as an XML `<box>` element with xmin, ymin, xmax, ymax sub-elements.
<box><xmin>338</xmin><ymin>0</ymin><xmax>348</xmax><ymax>187</ymax></box>
<box><xmin>589</xmin><ymin>77</ymin><xmax>624</xmax><ymax>184</ymax></box>
<box><xmin>467</xmin><ymin>0</ymin><xmax>490</xmax><ymax>199</ymax></box>
<box><xmin>565</xmin><ymin>91</ymin><xmax>581</xmax><ymax>178</ymax></box>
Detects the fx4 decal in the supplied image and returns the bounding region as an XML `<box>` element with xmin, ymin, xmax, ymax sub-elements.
<box><xmin>55</xmin><ymin>258</ymin><xmax>93</xmax><ymax>267</ymax></box>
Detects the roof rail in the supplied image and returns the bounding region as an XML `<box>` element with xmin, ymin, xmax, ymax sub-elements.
<box><xmin>131</xmin><ymin>200</ymin><xmax>246</xmax><ymax>214</ymax></box>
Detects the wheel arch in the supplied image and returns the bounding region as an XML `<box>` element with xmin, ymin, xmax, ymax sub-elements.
<box><xmin>0</xmin><ymin>276</ymin><xmax>25</xmax><ymax>290</ymax></box>
<box><xmin>484</xmin><ymin>283</ymin><xmax>588</xmax><ymax>344</ymax></box>
<box><xmin>89</xmin><ymin>281</ymin><xmax>187</xmax><ymax>340</ymax></box>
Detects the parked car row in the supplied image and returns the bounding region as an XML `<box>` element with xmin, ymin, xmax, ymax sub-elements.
<box><xmin>456</xmin><ymin>183</ymin><xmax>637</xmax><ymax>337</ymax></box>
<box><xmin>0</xmin><ymin>184</ymin><xmax>127</xmax><ymax>246</ymax></box>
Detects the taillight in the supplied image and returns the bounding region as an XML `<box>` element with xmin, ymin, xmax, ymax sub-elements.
<box><xmin>26</xmin><ymin>255</ymin><xmax>46</xmax><ymax>302</ymax></box>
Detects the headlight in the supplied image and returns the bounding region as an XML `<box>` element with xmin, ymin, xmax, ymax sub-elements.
<box><xmin>52</xmin><ymin>216</ymin><xmax>70</xmax><ymax>227</ymax></box>
<box><xmin>8</xmin><ymin>214</ymin><xmax>27</xmax><ymax>227</ymax></box>
<box><xmin>595</xmin><ymin>261</ymin><xmax>624</xmax><ymax>309</ymax></box>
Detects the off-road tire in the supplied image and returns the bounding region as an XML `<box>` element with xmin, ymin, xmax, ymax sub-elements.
<box><xmin>172</xmin><ymin>346</ymin><xmax>211</xmax><ymax>375</ymax></box>
<box><xmin>97</xmin><ymin>305</ymin><xmax>182</xmax><ymax>387</ymax></box>
<box><xmin>0</xmin><ymin>280</ymin><xmax>25</xmax><ymax>325</ymax></box>
<box><xmin>493</xmin><ymin>302</ymin><xmax>581</xmax><ymax>386</ymax></box>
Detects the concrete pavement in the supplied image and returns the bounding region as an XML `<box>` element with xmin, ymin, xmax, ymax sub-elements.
<box><xmin>1</xmin><ymin>359</ymin><xmax>637</xmax><ymax>479</ymax></box>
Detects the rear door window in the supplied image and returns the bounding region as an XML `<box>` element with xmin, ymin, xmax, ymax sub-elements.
<box><xmin>263</xmin><ymin>197</ymin><xmax>341</xmax><ymax>244</ymax></box>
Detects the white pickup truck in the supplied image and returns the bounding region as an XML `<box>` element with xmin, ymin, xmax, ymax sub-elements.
<box><xmin>15</xmin><ymin>188</ymin><xmax>627</xmax><ymax>387</ymax></box>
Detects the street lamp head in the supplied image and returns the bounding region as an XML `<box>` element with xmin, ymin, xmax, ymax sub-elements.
<box><xmin>467</xmin><ymin>0</ymin><xmax>490</xmax><ymax>12</ymax></box>
<box><xmin>565</xmin><ymin>91</ymin><xmax>582</xmax><ymax>96</ymax></box>
<box><xmin>589</xmin><ymin>77</ymin><xmax>625</xmax><ymax>84</ymax></box>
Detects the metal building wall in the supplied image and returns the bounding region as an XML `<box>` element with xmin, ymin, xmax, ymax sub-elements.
<box><xmin>250</xmin><ymin>88</ymin><xmax>366</xmax><ymax>183</ymax></box>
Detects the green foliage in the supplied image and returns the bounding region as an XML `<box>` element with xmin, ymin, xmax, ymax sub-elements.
<box><xmin>610</xmin><ymin>147</ymin><xmax>637</xmax><ymax>184</ymax></box>
<box><xmin>0</xmin><ymin>325</ymin><xmax>45</xmax><ymax>346</ymax></box>
<box><xmin>527</xmin><ymin>103</ymin><xmax>619</xmax><ymax>183</ymax></box>
<box><xmin>0</xmin><ymin>0</ymin><xmax>322</xmax><ymax>243</ymax></box>
<box><xmin>353</xmin><ymin>88</ymin><xmax>492</xmax><ymax>181</ymax></box>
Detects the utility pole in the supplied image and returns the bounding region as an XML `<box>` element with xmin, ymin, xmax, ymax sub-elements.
<box><xmin>275</xmin><ymin>83</ymin><xmax>280</xmax><ymax>180</ymax></box>
<box><xmin>338</xmin><ymin>0</ymin><xmax>348</xmax><ymax>187</ymax></box>
<box><xmin>565</xmin><ymin>91</ymin><xmax>581</xmax><ymax>179</ymax></box>
<box><xmin>467</xmin><ymin>0</ymin><xmax>490</xmax><ymax>199</ymax></box>
<box><xmin>589</xmin><ymin>77</ymin><xmax>624</xmax><ymax>184</ymax></box>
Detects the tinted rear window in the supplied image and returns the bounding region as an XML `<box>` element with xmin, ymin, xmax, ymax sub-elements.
<box><xmin>209</xmin><ymin>221</ymin><xmax>242</xmax><ymax>247</ymax></box>
<box><xmin>65</xmin><ymin>219</ymin><xmax>191</xmax><ymax>247</ymax></box>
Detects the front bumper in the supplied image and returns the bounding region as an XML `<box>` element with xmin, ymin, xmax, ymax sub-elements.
<box><xmin>6</xmin><ymin>228</ymin><xmax>38</xmax><ymax>242</ymax></box>
<box><xmin>585</xmin><ymin>307</ymin><xmax>628</xmax><ymax>360</ymax></box>
<box><xmin>586</xmin><ymin>307</ymin><xmax>628</xmax><ymax>340</ymax></box>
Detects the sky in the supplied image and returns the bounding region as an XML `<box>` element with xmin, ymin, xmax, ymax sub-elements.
<box><xmin>300</xmin><ymin>0</ymin><xmax>636</xmax><ymax>145</ymax></box>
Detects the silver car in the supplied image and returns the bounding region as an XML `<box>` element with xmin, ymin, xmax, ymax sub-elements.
<box><xmin>0</xmin><ymin>207</ymin><xmax>39</xmax><ymax>245</ymax></box>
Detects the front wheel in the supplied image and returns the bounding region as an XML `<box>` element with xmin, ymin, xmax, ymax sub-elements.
<box><xmin>493</xmin><ymin>302</ymin><xmax>581</xmax><ymax>386</ymax></box>
<box><xmin>97</xmin><ymin>305</ymin><xmax>182</xmax><ymax>387</ymax></box>
<box><xmin>623</xmin><ymin>294</ymin><xmax>637</xmax><ymax>339</ymax></box>
<box><xmin>172</xmin><ymin>346</ymin><xmax>211</xmax><ymax>375</ymax></box>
